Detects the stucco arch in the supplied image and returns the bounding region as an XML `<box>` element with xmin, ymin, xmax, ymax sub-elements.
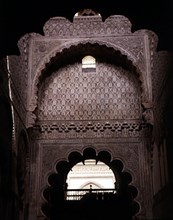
<box><xmin>41</xmin><ymin>147</ymin><xmax>140</xmax><ymax>219</ymax></box>
<box><xmin>28</xmin><ymin>39</ymin><xmax>148</xmax><ymax>127</ymax></box>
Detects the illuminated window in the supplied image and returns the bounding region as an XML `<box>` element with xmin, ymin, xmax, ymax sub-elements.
<box><xmin>82</xmin><ymin>55</ymin><xmax>96</xmax><ymax>72</ymax></box>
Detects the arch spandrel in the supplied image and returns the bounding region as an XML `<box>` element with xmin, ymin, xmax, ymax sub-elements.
<box><xmin>39</xmin><ymin>148</ymin><xmax>140</xmax><ymax>219</ymax></box>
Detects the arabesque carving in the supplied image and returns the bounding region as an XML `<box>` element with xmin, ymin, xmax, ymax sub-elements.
<box><xmin>31</xmin><ymin>120</ymin><xmax>151</xmax><ymax>140</ymax></box>
<box><xmin>6</xmin><ymin>10</ymin><xmax>173</xmax><ymax>220</ymax></box>
<box><xmin>43</xmin><ymin>15</ymin><xmax>132</xmax><ymax>37</ymax></box>
<box><xmin>23</xmin><ymin>14</ymin><xmax>156</xmax><ymax>127</ymax></box>
<box><xmin>37</xmin><ymin>62</ymin><xmax>141</xmax><ymax>121</ymax></box>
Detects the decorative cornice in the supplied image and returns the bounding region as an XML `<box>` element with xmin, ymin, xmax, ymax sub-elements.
<box><xmin>31</xmin><ymin>120</ymin><xmax>151</xmax><ymax>139</ymax></box>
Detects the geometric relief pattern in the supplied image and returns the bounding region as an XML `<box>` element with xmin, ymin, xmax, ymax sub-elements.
<box><xmin>38</xmin><ymin>62</ymin><xmax>141</xmax><ymax>121</ymax></box>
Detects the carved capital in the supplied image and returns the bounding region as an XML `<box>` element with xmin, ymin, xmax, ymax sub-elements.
<box><xmin>141</xmin><ymin>102</ymin><xmax>154</xmax><ymax>126</ymax></box>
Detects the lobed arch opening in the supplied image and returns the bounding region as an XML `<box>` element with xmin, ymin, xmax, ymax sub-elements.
<box><xmin>41</xmin><ymin>147</ymin><xmax>140</xmax><ymax>219</ymax></box>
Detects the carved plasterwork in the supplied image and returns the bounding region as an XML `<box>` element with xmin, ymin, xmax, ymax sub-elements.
<box><xmin>24</xmin><ymin>14</ymin><xmax>155</xmax><ymax>127</ymax></box>
<box><xmin>8</xmin><ymin>33</ymin><xmax>41</xmax><ymax>125</ymax></box>
<box><xmin>6</xmin><ymin>11</ymin><xmax>171</xmax><ymax>220</ymax></box>
<box><xmin>28</xmin><ymin>38</ymin><xmax>145</xmax><ymax>122</ymax></box>
<box><xmin>142</xmin><ymin>102</ymin><xmax>154</xmax><ymax>126</ymax></box>
<box><xmin>38</xmin><ymin>143</ymin><xmax>140</xmax><ymax>191</ymax></box>
<box><xmin>43</xmin><ymin>15</ymin><xmax>132</xmax><ymax>37</ymax></box>
<box><xmin>34</xmin><ymin>141</ymin><xmax>151</xmax><ymax>218</ymax></box>
<box><xmin>31</xmin><ymin>120</ymin><xmax>151</xmax><ymax>140</ymax></box>
<box><xmin>37</xmin><ymin>62</ymin><xmax>141</xmax><ymax>120</ymax></box>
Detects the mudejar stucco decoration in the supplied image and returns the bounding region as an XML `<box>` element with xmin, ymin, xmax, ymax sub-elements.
<box><xmin>18</xmin><ymin>12</ymin><xmax>157</xmax><ymax>128</ymax></box>
<box><xmin>8</xmin><ymin>9</ymin><xmax>167</xmax><ymax>219</ymax></box>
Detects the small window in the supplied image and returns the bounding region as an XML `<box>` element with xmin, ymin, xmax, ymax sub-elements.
<box><xmin>82</xmin><ymin>55</ymin><xmax>96</xmax><ymax>72</ymax></box>
<box><xmin>74</xmin><ymin>9</ymin><xmax>101</xmax><ymax>17</ymax></box>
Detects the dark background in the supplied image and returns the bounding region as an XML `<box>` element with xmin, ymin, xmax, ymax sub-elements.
<box><xmin>0</xmin><ymin>0</ymin><xmax>173</xmax><ymax>59</ymax></box>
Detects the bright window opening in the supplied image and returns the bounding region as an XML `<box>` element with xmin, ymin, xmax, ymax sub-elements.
<box><xmin>67</xmin><ymin>159</ymin><xmax>115</xmax><ymax>190</ymax></box>
<box><xmin>82</xmin><ymin>55</ymin><xmax>96</xmax><ymax>71</ymax></box>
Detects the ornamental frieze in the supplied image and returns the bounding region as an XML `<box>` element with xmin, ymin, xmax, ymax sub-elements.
<box><xmin>31</xmin><ymin>120</ymin><xmax>151</xmax><ymax>139</ymax></box>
